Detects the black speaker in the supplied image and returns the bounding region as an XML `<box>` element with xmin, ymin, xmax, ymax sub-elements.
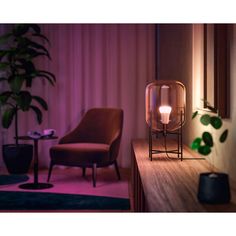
<box><xmin>197</xmin><ymin>172</ymin><xmax>231</xmax><ymax>204</ymax></box>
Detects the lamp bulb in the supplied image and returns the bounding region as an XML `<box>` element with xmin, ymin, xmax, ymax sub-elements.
<box><xmin>159</xmin><ymin>105</ymin><xmax>172</xmax><ymax>124</ymax></box>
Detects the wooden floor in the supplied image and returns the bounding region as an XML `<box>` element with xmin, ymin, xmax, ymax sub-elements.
<box><xmin>131</xmin><ymin>138</ymin><xmax>236</xmax><ymax>212</ymax></box>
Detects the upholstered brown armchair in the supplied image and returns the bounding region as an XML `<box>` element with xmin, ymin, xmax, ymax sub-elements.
<box><xmin>47</xmin><ymin>108</ymin><xmax>123</xmax><ymax>187</ymax></box>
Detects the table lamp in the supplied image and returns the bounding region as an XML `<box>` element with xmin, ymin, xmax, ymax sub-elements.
<box><xmin>145</xmin><ymin>80</ymin><xmax>186</xmax><ymax>161</ymax></box>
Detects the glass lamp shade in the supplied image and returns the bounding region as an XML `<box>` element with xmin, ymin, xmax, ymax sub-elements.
<box><xmin>145</xmin><ymin>80</ymin><xmax>186</xmax><ymax>132</ymax></box>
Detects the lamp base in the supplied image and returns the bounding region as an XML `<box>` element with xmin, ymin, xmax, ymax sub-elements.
<box><xmin>197</xmin><ymin>172</ymin><xmax>231</xmax><ymax>204</ymax></box>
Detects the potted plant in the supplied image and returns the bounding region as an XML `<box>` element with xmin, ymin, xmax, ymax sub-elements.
<box><xmin>0</xmin><ymin>24</ymin><xmax>55</xmax><ymax>174</ymax></box>
<box><xmin>191</xmin><ymin>104</ymin><xmax>230</xmax><ymax>204</ymax></box>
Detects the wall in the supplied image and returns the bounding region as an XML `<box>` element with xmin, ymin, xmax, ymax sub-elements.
<box><xmin>186</xmin><ymin>24</ymin><xmax>236</xmax><ymax>181</ymax></box>
<box><xmin>157</xmin><ymin>24</ymin><xmax>236</xmax><ymax>181</ymax></box>
<box><xmin>156</xmin><ymin>23</ymin><xmax>236</xmax><ymax>182</ymax></box>
<box><xmin>157</xmin><ymin>24</ymin><xmax>193</xmax><ymax>143</ymax></box>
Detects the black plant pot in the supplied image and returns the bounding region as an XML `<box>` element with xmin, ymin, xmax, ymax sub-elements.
<box><xmin>2</xmin><ymin>144</ymin><xmax>33</xmax><ymax>174</ymax></box>
<box><xmin>197</xmin><ymin>172</ymin><xmax>231</xmax><ymax>204</ymax></box>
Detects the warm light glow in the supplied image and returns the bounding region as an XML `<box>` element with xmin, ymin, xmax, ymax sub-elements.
<box><xmin>159</xmin><ymin>105</ymin><xmax>172</xmax><ymax>124</ymax></box>
<box><xmin>160</xmin><ymin>85</ymin><xmax>170</xmax><ymax>106</ymax></box>
<box><xmin>192</xmin><ymin>24</ymin><xmax>204</xmax><ymax>110</ymax></box>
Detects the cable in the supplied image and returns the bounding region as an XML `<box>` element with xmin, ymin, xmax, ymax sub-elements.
<box><xmin>163</xmin><ymin>134</ymin><xmax>172</xmax><ymax>160</ymax></box>
<box><xmin>163</xmin><ymin>133</ymin><xmax>180</xmax><ymax>160</ymax></box>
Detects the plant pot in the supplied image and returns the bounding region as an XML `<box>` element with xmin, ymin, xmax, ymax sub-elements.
<box><xmin>197</xmin><ymin>172</ymin><xmax>231</xmax><ymax>204</ymax></box>
<box><xmin>2</xmin><ymin>144</ymin><xmax>33</xmax><ymax>174</ymax></box>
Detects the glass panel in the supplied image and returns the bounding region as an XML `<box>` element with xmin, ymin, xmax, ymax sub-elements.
<box><xmin>145</xmin><ymin>80</ymin><xmax>186</xmax><ymax>132</ymax></box>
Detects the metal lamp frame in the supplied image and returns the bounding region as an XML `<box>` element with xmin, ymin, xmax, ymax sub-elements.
<box><xmin>148</xmin><ymin>110</ymin><xmax>184</xmax><ymax>161</ymax></box>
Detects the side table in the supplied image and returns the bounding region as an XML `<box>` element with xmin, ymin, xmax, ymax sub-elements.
<box><xmin>18</xmin><ymin>135</ymin><xmax>58</xmax><ymax>190</ymax></box>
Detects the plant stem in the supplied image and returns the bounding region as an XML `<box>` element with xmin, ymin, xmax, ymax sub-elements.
<box><xmin>15</xmin><ymin>107</ymin><xmax>18</xmax><ymax>146</ymax></box>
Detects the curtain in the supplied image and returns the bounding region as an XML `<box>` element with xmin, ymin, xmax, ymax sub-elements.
<box><xmin>0</xmin><ymin>24</ymin><xmax>155</xmax><ymax>169</ymax></box>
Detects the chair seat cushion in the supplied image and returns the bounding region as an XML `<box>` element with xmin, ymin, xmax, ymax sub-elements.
<box><xmin>50</xmin><ymin>143</ymin><xmax>110</xmax><ymax>166</ymax></box>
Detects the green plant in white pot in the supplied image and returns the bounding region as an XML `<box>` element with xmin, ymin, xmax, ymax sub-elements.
<box><xmin>0</xmin><ymin>24</ymin><xmax>55</xmax><ymax>174</ymax></box>
<box><xmin>191</xmin><ymin>106</ymin><xmax>230</xmax><ymax>204</ymax></box>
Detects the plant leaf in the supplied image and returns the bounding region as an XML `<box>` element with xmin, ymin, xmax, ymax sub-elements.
<box><xmin>28</xmin><ymin>24</ymin><xmax>41</xmax><ymax>34</ymax></box>
<box><xmin>38</xmin><ymin>70</ymin><xmax>56</xmax><ymax>83</ymax></box>
<box><xmin>198</xmin><ymin>145</ymin><xmax>211</xmax><ymax>155</ymax></box>
<box><xmin>0</xmin><ymin>62</ymin><xmax>10</xmax><ymax>69</ymax></box>
<box><xmin>32</xmin><ymin>33</ymin><xmax>50</xmax><ymax>44</ymax></box>
<box><xmin>32</xmin><ymin>96</ymin><xmax>48</xmax><ymax>110</ymax></box>
<box><xmin>200</xmin><ymin>114</ymin><xmax>211</xmax><ymax>126</ymax></box>
<box><xmin>0</xmin><ymin>50</ymin><xmax>9</xmax><ymax>60</ymax></box>
<box><xmin>30</xmin><ymin>105</ymin><xmax>42</xmax><ymax>124</ymax></box>
<box><xmin>18</xmin><ymin>37</ymin><xmax>51</xmax><ymax>59</ymax></box>
<box><xmin>2</xmin><ymin>108</ymin><xmax>16</xmax><ymax>128</ymax></box>
<box><xmin>191</xmin><ymin>137</ymin><xmax>202</xmax><ymax>150</ymax></box>
<box><xmin>9</xmin><ymin>76</ymin><xmax>25</xmax><ymax>93</ymax></box>
<box><xmin>202</xmin><ymin>131</ymin><xmax>213</xmax><ymax>147</ymax></box>
<box><xmin>16</xmin><ymin>47</ymin><xmax>49</xmax><ymax>60</ymax></box>
<box><xmin>35</xmin><ymin>70</ymin><xmax>56</xmax><ymax>85</ymax></box>
<box><xmin>13</xmin><ymin>24</ymin><xmax>29</xmax><ymax>36</ymax></box>
<box><xmin>0</xmin><ymin>91</ymin><xmax>12</xmax><ymax>105</ymax></box>
<box><xmin>192</xmin><ymin>111</ymin><xmax>198</xmax><ymax>119</ymax></box>
<box><xmin>34</xmin><ymin>73</ymin><xmax>54</xmax><ymax>86</ymax></box>
<box><xmin>210</xmin><ymin>116</ymin><xmax>222</xmax><ymax>129</ymax></box>
<box><xmin>219</xmin><ymin>129</ymin><xmax>228</xmax><ymax>143</ymax></box>
<box><xmin>16</xmin><ymin>91</ymin><xmax>32</xmax><ymax>111</ymax></box>
<box><xmin>29</xmin><ymin>41</ymin><xmax>51</xmax><ymax>59</ymax></box>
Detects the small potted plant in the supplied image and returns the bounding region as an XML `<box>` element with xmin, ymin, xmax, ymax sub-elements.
<box><xmin>0</xmin><ymin>24</ymin><xmax>55</xmax><ymax>174</ymax></box>
<box><xmin>191</xmin><ymin>103</ymin><xmax>230</xmax><ymax>204</ymax></box>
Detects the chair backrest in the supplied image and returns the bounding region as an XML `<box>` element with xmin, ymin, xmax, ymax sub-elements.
<box><xmin>61</xmin><ymin>108</ymin><xmax>123</xmax><ymax>145</ymax></box>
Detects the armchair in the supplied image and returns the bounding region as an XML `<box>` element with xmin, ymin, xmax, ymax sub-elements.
<box><xmin>47</xmin><ymin>108</ymin><xmax>123</xmax><ymax>187</ymax></box>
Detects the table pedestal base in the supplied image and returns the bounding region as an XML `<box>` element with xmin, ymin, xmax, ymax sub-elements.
<box><xmin>19</xmin><ymin>182</ymin><xmax>53</xmax><ymax>190</ymax></box>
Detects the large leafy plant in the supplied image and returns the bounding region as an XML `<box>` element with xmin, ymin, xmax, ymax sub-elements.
<box><xmin>191</xmin><ymin>108</ymin><xmax>228</xmax><ymax>156</ymax></box>
<box><xmin>0</xmin><ymin>24</ymin><xmax>55</xmax><ymax>145</ymax></box>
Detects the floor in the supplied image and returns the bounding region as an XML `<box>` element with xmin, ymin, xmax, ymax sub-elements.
<box><xmin>0</xmin><ymin>166</ymin><xmax>130</xmax><ymax>196</ymax></box>
<box><xmin>0</xmin><ymin>166</ymin><xmax>132</xmax><ymax>211</ymax></box>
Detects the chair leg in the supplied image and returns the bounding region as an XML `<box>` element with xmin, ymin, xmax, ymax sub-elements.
<box><xmin>82</xmin><ymin>167</ymin><xmax>86</xmax><ymax>177</ymax></box>
<box><xmin>92</xmin><ymin>163</ymin><xmax>97</xmax><ymax>187</ymax></box>
<box><xmin>114</xmin><ymin>160</ymin><xmax>121</xmax><ymax>180</ymax></box>
<box><xmin>47</xmin><ymin>162</ymin><xmax>54</xmax><ymax>182</ymax></box>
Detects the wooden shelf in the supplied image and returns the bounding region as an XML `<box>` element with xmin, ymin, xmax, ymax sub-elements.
<box><xmin>131</xmin><ymin>139</ymin><xmax>236</xmax><ymax>212</ymax></box>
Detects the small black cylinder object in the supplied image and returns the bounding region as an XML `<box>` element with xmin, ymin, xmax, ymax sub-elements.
<box><xmin>197</xmin><ymin>172</ymin><xmax>231</xmax><ymax>204</ymax></box>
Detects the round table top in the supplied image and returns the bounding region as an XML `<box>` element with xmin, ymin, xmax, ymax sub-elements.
<box><xmin>17</xmin><ymin>135</ymin><xmax>58</xmax><ymax>141</ymax></box>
